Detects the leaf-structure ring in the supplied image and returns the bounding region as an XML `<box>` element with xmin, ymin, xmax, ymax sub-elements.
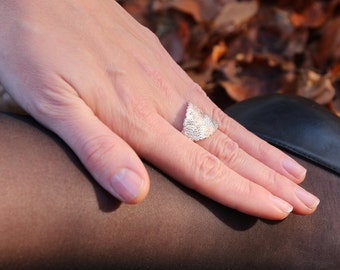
<box><xmin>181</xmin><ymin>103</ymin><xmax>218</xmax><ymax>141</ymax></box>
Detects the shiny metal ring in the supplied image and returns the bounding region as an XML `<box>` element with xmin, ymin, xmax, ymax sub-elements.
<box><xmin>181</xmin><ymin>103</ymin><xmax>218</xmax><ymax>141</ymax></box>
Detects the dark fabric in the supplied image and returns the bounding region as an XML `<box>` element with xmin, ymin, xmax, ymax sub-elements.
<box><xmin>226</xmin><ymin>94</ymin><xmax>340</xmax><ymax>175</ymax></box>
<box><xmin>0</xmin><ymin>95</ymin><xmax>339</xmax><ymax>269</ymax></box>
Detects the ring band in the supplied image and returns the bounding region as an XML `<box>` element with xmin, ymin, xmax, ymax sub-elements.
<box><xmin>182</xmin><ymin>103</ymin><xmax>218</xmax><ymax>141</ymax></box>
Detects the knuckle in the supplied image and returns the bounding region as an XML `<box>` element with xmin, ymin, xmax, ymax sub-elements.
<box><xmin>265</xmin><ymin>169</ymin><xmax>283</xmax><ymax>191</ymax></box>
<box><xmin>234</xmin><ymin>180</ymin><xmax>253</xmax><ymax>199</ymax></box>
<box><xmin>129</xmin><ymin>97</ymin><xmax>156</xmax><ymax>126</ymax></box>
<box><xmin>149</xmin><ymin>69</ymin><xmax>169</xmax><ymax>91</ymax></box>
<box><xmin>213</xmin><ymin>136</ymin><xmax>240</xmax><ymax>167</ymax></box>
<box><xmin>143</xmin><ymin>26</ymin><xmax>162</xmax><ymax>46</ymax></box>
<box><xmin>130</xmin><ymin>97</ymin><xmax>151</xmax><ymax>118</ymax></box>
<box><xmin>136</xmin><ymin>56</ymin><xmax>172</xmax><ymax>93</ymax></box>
<box><xmin>192</xmin><ymin>82</ymin><xmax>207</xmax><ymax>97</ymax></box>
<box><xmin>256</xmin><ymin>139</ymin><xmax>271</xmax><ymax>158</ymax></box>
<box><xmin>211</xmin><ymin>106</ymin><xmax>234</xmax><ymax>133</ymax></box>
<box><xmin>80</xmin><ymin>134</ymin><xmax>117</xmax><ymax>172</ymax></box>
<box><xmin>27</xmin><ymin>82</ymin><xmax>76</xmax><ymax>122</ymax></box>
<box><xmin>231</xmin><ymin>181</ymin><xmax>256</xmax><ymax>210</ymax></box>
<box><xmin>191</xmin><ymin>152</ymin><xmax>223</xmax><ymax>189</ymax></box>
<box><xmin>28</xmin><ymin>90</ymin><xmax>59</xmax><ymax>116</ymax></box>
<box><xmin>119</xmin><ymin>97</ymin><xmax>157</xmax><ymax>143</ymax></box>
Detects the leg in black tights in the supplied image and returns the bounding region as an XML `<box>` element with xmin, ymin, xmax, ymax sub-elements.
<box><xmin>0</xmin><ymin>113</ymin><xmax>339</xmax><ymax>270</ymax></box>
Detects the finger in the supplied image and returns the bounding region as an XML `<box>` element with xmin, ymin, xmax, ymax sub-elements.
<box><xmin>140</xmin><ymin>116</ymin><xmax>295</xmax><ymax>220</ymax></box>
<box><xmin>198</xmin><ymin>131</ymin><xmax>320</xmax><ymax>214</ymax></box>
<box><xmin>216</xmin><ymin>107</ymin><xmax>307</xmax><ymax>182</ymax></box>
<box><xmin>42</xmin><ymin>103</ymin><xmax>150</xmax><ymax>204</ymax></box>
<box><xmin>179</xmin><ymin>95</ymin><xmax>308</xmax><ymax>183</ymax></box>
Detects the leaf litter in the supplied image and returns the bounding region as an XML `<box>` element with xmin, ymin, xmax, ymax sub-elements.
<box><xmin>1</xmin><ymin>0</ymin><xmax>339</xmax><ymax>116</ymax></box>
<box><xmin>120</xmin><ymin>0</ymin><xmax>340</xmax><ymax>116</ymax></box>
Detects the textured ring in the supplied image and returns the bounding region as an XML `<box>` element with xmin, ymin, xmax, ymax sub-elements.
<box><xmin>181</xmin><ymin>103</ymin><xmax>218</xmax><ymax>141</ymax></box>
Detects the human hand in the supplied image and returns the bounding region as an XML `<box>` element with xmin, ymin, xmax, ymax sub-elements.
<box><xmin>0</xmin><ymin>0</ymin><xmax>319</xmax><ymax>220</ymax></box>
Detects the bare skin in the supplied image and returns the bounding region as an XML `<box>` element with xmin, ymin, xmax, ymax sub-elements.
<box><xmin>0</xmin><ymin>0</ymin><xmax>319</xmax><ymax>220</ymax></box>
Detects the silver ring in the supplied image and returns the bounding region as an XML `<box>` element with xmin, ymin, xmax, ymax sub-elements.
<box><xmin>181</xmin><ymin>103</ymin><xmax>218</xmax><ymax>141</ymax></box>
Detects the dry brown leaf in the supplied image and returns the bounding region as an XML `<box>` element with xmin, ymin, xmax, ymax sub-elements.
<box><xmin>329</xmin><ymin>101</ymin><xmax>340</xmax><ymax>117</ymax></box>
<box><xmin>119</xmin><ymin>0</ymin><xmax>340</xmax><ymax>116</ymax></box>
<box><xmin>284</xmin><ymin>28</ymin><xmax>308</xmax><ymax>58</ymax></box>
<box><xmin>219</xmin><ymin>58</ymin><xmax>287</xmax><ymax>101</ymax></box>
<box><xmin>330</xmin><ymin>81</ymin><xmax>340</xmax><ymax>116</ymax></box>
<box><xmin>314</xmin><ymin>17</ymin><xmax>340</xmax><ymax>69</ymax></box>
<box><xmin>272</xmin><ymin>0</ymin><xmax>310</xmax><ymax>11</ymax></box>
<box><xmin>297</xmin><ymin>70</ymin><xmax>336</xmax><ymax>105</ymax></box>
<box><xmin>213</xmin><ymin>1</ymin><xmax>258</xmax><ymax>34</ymax></box>
<box><xmin>211</xmin><ymin>41</ymin><xmax>227</xmax><ymax>64</ymax></box>
<box><xmin>290</xmin><ymin>2</ymin><xmax>328</xmax><ymax>28</ymax></box>
<box><xmin>152</xmin><ymin>0</ymin><xmax>225</xmax><ymax>22</ymax></box>
<box><xmin>159</xmin><ymin>0</ymin><xmax>202</xmax><ymax>22</ymax></box>
<box><xmin>158</xmin><ymin>19</ymin><xmax>190</xmax><ymax>63</ymax></box>
<box><xmin>220</xmin><ymin>81</ymin><xmax>247</xmax><ymax>102</ymax></box>
<box><xmin>118</xmin><ymin>0</ymin><xmax>149</xmax><ymax>25</ymax></box>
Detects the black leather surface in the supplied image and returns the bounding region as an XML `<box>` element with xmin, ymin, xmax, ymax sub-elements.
<box><xmin>225</xmin><ymin>94</ymin><xmax>340</xmax><ymax>175</ymax></box>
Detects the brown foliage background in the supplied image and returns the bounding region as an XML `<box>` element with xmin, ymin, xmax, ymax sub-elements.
<box><xmin>120</xmin><ymin>0</ymin><xmax>340</xmax><ymax>115</ymax></box>
<box><xmin>1</xmin><ymin>0</ymin><xmax>340</xmax><ymax>116</ymax></box>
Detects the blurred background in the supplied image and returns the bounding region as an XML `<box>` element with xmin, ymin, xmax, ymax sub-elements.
<box><xmin>1</xmin><ymin>0</ymin><xmax>339</xmax><ymax>116</ymax></box>
<box><xmin>120</xmin><ymin>0</ymin><xmax>340</xmax><ymax>115</ymax></box>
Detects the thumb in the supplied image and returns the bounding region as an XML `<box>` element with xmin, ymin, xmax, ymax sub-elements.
<box><xmin>46</xmin><ymin>107</ymin><xmax>150</xmax><ymax>204</ymax></box>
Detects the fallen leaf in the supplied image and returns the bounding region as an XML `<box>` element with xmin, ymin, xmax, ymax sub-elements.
<box><xmin>213</xmin><ymin>1</ymin><xmax>258</xmax><ymax>34</ymax></box>
<box><xmin>219</xmin><ymin>57</ymin><xmax>290</xmax><ymax>101</ymax></box>
<box><xmin>329</xmin><ymin>82</ymin><xmax>340</xmax><ymax>116</ymax></box>
<box><xmin>314</xmin><ymin>17</ymin><xmax>340</xmax><ymax>70</ymax></box>
<box><xmin>211</xmin><ymin>41</ymin><xmax>227</xmax><ymax>64</ymax></box>
<box><xmin>290</xmin><ymin>2</ymin><xmax>328</xmax><ymax>28</ymax></box>
<box><xmin>152</xmin><ymin>0</ymin><xmax>227</xmax><ymax>22</ymax></box>
<box><xmin>297</xmin><ymin>69</ymin><xmax>336</xmax><ymax>105</ymax></box>
<box><xmin>158</xmin><ymin>18</ymin><xmax>190</xmax><ymax>63</ymax></box>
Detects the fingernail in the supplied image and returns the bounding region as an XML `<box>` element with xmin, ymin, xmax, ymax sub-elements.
<box><xmin>270</xmin><ymin>195</ymin><xmax>293</xmax><ymax>213</ymax></box>
<box><xmin>110</xmin><ymin>168</ymin><xmax>144</xmax><ymax>203</ymax></box>
<box><xmin>282</xmin><ymin>157</ymin><xmax>307</xmax><ymax>180</ymax></box>
<box><xmin>295</xmin><ymin>186</ymin><xmax>320</xmax><ymax>209</ymax></box>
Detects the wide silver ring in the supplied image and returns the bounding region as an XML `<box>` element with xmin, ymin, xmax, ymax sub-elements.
<box><xmin>181</xmin><ymin>103</ymin><xmax>218</xmax><ymax>141</ymax></box>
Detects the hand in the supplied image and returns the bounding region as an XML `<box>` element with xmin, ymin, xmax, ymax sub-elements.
<box><xmin>0</xmin><ymin>0</ymin><xmax>319</xmax><ymax>220</ymax></box>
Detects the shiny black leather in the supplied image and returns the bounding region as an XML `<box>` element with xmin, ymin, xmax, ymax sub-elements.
<box><xmin>225</xmin><ymin>94</ymin><xmax>340</xmax><ymax>175</ymax></box>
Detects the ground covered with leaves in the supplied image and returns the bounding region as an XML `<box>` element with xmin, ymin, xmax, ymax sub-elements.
<box><xmin>120</xmin><ymin>0</ymin><xmax>340</xmax><ymax>115</ymax></box>
<box><xmin>1</xmin><ymin>0</ymin><xmax>339</xmax><ymax>116</ymax></box>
